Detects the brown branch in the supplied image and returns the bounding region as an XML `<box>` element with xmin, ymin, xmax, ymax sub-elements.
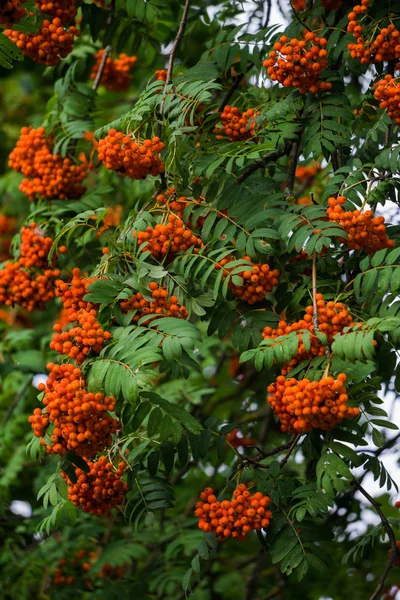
<box><xmin>352</xmin><ymin>478</ymin><xmax>400</xmax><ymax>600</ymax></box>
<box><xmin>236</xmin><ymin>141</ymin><xmax>294</xmax><ymax>185</ymax></box>
<box><xmin>165</xmin><ymin>0</ymin><xmax>191</xmax><ymax>86</ymax></box>
<box><xmin>285</xmin><ymin>136</ymin><xmax>301</xmax><ymax>196</ymax></box>
<box><xmin>263</xmin><ymin>0</ymin><xmax>272</xmax><ymax>28</ymax></box>
<box><xmin>311</xmin><ymin>253</ymin><xmax>319</xmax><ymax>332</ymax></box>
<box><xmin>279</xmin><ymin>434</ymin><xmax>301</xmax><ymax>468</ymax></box>
<box><xmin>92</xmin><ymin>45</ymin><xmax>111</xmax><ymax>91</ymax></box>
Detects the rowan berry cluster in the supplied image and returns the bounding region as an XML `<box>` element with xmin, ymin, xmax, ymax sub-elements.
<box><xmin>0</xmin><ymin>0</ymin><xmax>26</xmax><ymax>26</ymax></box>
<box><xmin>35</xmin><ymin>0</ymin><xmax>77</xmax><ymax>22</ymax></box>
<box><xmin>0</xmin><ymin>215</ymin><xmax>16</xmax><ymax>261</ymax></box>
<box><xmin>219</xmin><ymin>106</ymin><xmax>259</xmax><ymax>141</ymax></box>
<box><xmin>120</xmin><ymin>281</ymin><xmax>188</xmax><ymax>323</ymax></box>
<box><xmin>295</xmin><ymin>162</ymin><xmax>321</xmax><ymax>184</ymax></box>
<box><xmin>98</xmin><ymin>129</ymin><xmax>165</xmax><ymax>180</ymax></box>
<box><xmin>5</xmin><ymin>18</ymin><xmax>80</xmax><ymax>66</ymax></box>
<box><xmin>347</xmin><ymin>1</ymin><xmax>400</xmax><ymax>64</ymax></box>
<box><xmin>155</xmin><ymin>69</ymin><xmax>167</xmax><ymax>81</ymax></box>
<box><xmin>217</xmin><ymin>255</ymin><xmax>280</xmax><ymax>305</ymax></box>
<box><xmin>264</xmin><ymin>31</ymin><xmax>332</xmax><ymax>94</ymax></box>
<box><xmin>225</xmin><ymin>429</ymin><xmax>257</xmax><ymax>448</ymax></box>
<box><xmin>55</xmin><ymin>267</ymin><xmax>95</xmax><ymax>311</ymax></box>
<box><xmin>327</xmin><ymin>196</ymin><xmax>394</xmax><ymax>254</ymax></box>
<box><xmin>133</xmin><ymin>214</ymin><xmax>203</xmax><ymax>260</ymax></box>
<box><xmin>267</xmin><ymin>373</ymin><xmax>359</xmax><ymax>433</ymax></box>
<box><xmin>52</xmin><ymin>547</ymin><xmax>127</xmax><ymax>586</ymax></box>
<box><xmin>62</xmin><ymin>455</ymin><xmax>128</xmax><ymax>516</ymax></box>
<box><xmin>28</xmin><ymin>362</ymin><xmax>119</xmax><ymax>457</ymax></box>
<box><xmin>50</xmin><ymin>307</ymin><xmax>111</xmax><ymax>363</ymax></box>
<box><xmin>52</xmin><ymin>268</ymin><xmax>111</xmax><ymax>363</ymax></box>
<box><xmin>195</xmin><ymin>484</ymin><xmax>272</xmax><ymax>541</ymax></box>
<box><xmin>0</xmin><ymin>223</ymin><xmax>60</xmax><ymax>311</ymax></box>
<box><xmin>92</xmin><ymin>204</ymin><xmax>123</xmax><ymax>237</ymax></box>
<box><xmin>52</xmin><ymin>548</ymin><xmax>96</xmax><ymax>586</ymax></box>
<box><xmin>9</xmin><ymin>127</ymin><xmax>88</xmax><ymax>200</ymax></box>
<box><xmin>373</xmin><ymin>75</ymin><xmax>400</xmax><ymax>124</ymax></box>
<box><xmin>90</xmin><ymin>50</ymin><xmax>137</xmax><ymax>92</ymax></box>
<box><xmin>262</xmin><ymin>294</ymin><xmax>358</xmax><ymax>374</ymax></box>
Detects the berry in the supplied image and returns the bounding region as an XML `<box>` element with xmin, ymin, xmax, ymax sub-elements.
<box><xmin>347</xmin><ymin>1</ymin><xmax>400</xmax><ymax>64</ymax></box>
<box><xmin>28</xmin><ymin>363</ymin><xmax>119</xmax><ymax>457</ymax></box>
<box><xmin>295</xmin><ymin>162</ymin><xmax>321</xmax><ymax>184</ymax></box>
<box><xmin>133</xmin><ymin>213</ymin><xmax>203</xmax><ymax>260</ymax></box>
<box><xmin>5</xmin><ymin>18</ymin><xmax>80</xmax><ymax>66</ymax></box>
<box><xmin>195</xmin><ymin>483</ymin><xmax>272</xmax><ymax>541</ymax></box>
<box><xmin>98</xmin><ymin>129</ymin><xmax>165</xmax><ymax>180</ymax></box>
<box><xmin>0</xmin><ymin>0</ymin><xmax>27</xmax><ymax>26</ymax></box>
<box><xmin>262</xmin><ymin>294</ymin><xmax>365</xmax><ymax>374</ymax></box>
<box><xmin>267</xmin><ymin>373</ymin><xmax>359</xmax><ymax>433</ymax></box>
<box><xmin>0</xmin><ymin>223</ymin><xmax>60</xmax><ymax>311</ymax></box>
<box><xmin>35</xmin><ymin>0</ymin><xmax>77</xmax><ymax>23</ymax></box>
<box><xmin>216</xmin><ymin>255</ymin><xmax>279</xmax><ymax>304</ymax></box>
<box><xmin>373</xmin><ymin>75</ymin><xmax>400</xmax><ymax>125</ymax></box>
<box><xmin>90</xmin><ymin>51</ymin><xmax>137</xmax><ymax>92</ymax></box>
<box><xmin>264</xmin><ymin>31</ymin><xmax>332</xmax><ymax>94</ymax></box>
<box><xmin>225</xmin><ymin>429</ymin><xmax>257</xmax><ymax>448</ymax></box>
<box><xmin>321</xmin><ymin>0</ymin><xmax>343</xmax><ymax>8</ymax></box>
<box><xmin>62</xmin><ymin>456</ymin><xmax>127</xmax><ymax>516</ymax></box>
<box><xmin>9</xmin><ymin>127</ymin><xmax>88</xmax><ymax>200</ymax></box>
<box><xmin>120</xmin><ymin>282</ymin><xmax>188</xmax><ymax>324</ymax></box>
<box><xmin>219</xmin><ymin>106</ymin><xmax>259</xmax><ymax>141</ymax></box>
<box><xmin>327</xmin><ymin>196</ymin><xmax>394</xmax><ymax>254</ymax></box>
<box><xmin>50</xmin><ymin>307</ymin><xmax>112</xmax><ymax>364</ymax></box>
<box><xmin>155</xmin><ymin>69</ymin><xmax>167</xmax><ymax>81</ymax></box>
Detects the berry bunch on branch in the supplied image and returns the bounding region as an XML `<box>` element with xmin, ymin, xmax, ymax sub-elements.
<box><xmin>120</xmin><ymin>281</ymin><xmax>188</xmax><ymax>323</ymax></box>
<box><xmin>218</xmin><ymin>106</ymin><xmax>259</xmax><ymax>142</ymax></box>
<box><xmin>0</xmin><ymin>0</ymin><xmax>27</xmax><ymax>26</ymax></box>
<box><xmin>264</xmin><ymin>31</ymin><xmax>332</xmax><ymax>94</ymax></box>
<box><xmin>90</xmin><ymin>51</ymin><xmax>137</xmax><ymax>92</ymax></box>
<box><xmin>347</xmin><ymin>0</ymin><xmax>400</xmax><ymax>64</ymax></box>
<box><xmin>217</xmin><ymin>255</ymin><xmax>280</xmax><ymax>304</ymax></box>
<box><xmin>327</xmin><ymin>196</ymin><xmax>394</xmax><ymax>253</ymax></box>
<box><xmin>267</xmin><ymin>373</ymin><xmax>359</xmax><ymax>433</ymax></box>
<box><xmin>133</xmin><ymin>214</ymin><xmax>203</xmax><ymax>259</ymax></box>
<box><xmin>195</xmin><ymin>484</ymin><xmax>272</xmax><ymax>541</ymax></box>
<box><xmin>0</xmin><ymin>223</ymin><xmax>61</xmax><ymax>311</ymax></box>
<box><xmin>29</xmin><ymin>362</ymin><xmax>119</xmax><ymax>457</ymax></box>
<box><xmin>374</xmin><ymin>75</ymin><xmax>400</xmax><ymax>124</ymax></box>
<box><xmin>98</xmin><ymin>129</ymin><xmax>165</xmax><ymax>179</ymax></box>
<box><xmin>62</xmin><ymin>456</ymin><xmax>128</xmax><ymax>516</ymax></box>
<box><xmin>9</xmin><ymin>127</ymin><xmax>88</xmax><ymax>200</ymax></box>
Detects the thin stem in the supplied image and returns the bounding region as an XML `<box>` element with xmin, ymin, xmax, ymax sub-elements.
<box><xmin>352</xmin><ymin>478</ymin><xmax>400</xmax><ymax>600</ymax></box>
<box><xmin>236</xmin><ymin>141</ymin><xmax>294</xmax><ymax>185</ymax></box>
<box><xmin>165</xmin><ymin>0</ymin><xmax>191</xmax><ymax>86</ymax></box>
<box><xmin>311</xmin><ymin>253</ymin><xmax>318</xmax><ymax>332</ymax></box>
<box><xmin>92</xmin><ymin>45</ymin><xmax>111</xmax><ymax>91</ymax></box>
<box><xmin>3</xmin><ymin>376</ymin><xmax>32</xmax><ymax>424</ymax></box>
<box><xmin>279</xmin><ymin>434</ymin><xmax>301</xmax><ymax>468</ymax></box>
<box><xmin>286</xmin><ymin>136</ymin><xmax>301</xmax><ymax>195</ymax></box>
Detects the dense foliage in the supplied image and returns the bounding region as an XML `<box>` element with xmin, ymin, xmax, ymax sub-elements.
<box><xmin>1</xmin><ymin>1</ymin><xmax>400</xmax><ymax>599</ymax></box>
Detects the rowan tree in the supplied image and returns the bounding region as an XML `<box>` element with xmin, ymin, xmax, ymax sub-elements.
<box><xmin>1</xmin><ymin>1</ymin><xmax>400</xmax><ymax>599</ymax></box>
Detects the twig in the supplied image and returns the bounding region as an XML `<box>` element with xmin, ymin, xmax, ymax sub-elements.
<box><xmin>263</xmin><ymin>0</ymin><xmax>272</xmax><ymax>29</ymax></box>
<box><xmin>311</xmin><ymin>254</ymin><xmax>330</xmax><ymax>359</ymax></box>
<box><xmin>92</xmin><ymin>45</ymin><xmax>111</xmax><ymax>91</ymax></box>
<box><xmin>164</xmin><ymin>0</ymin><xmax>191</xmax><ymax>86</ymax></box>
<box><xmin>290</xmin><ymin>1</ymin><xmax>313</xmax><ymax>32</ymax></box>
<box><xmin>236</xmin><ymin>141</ymin><xmax>294</xmax><ymax>185</ymax></box>
<box><xmin>352</xmin><ymin>478</ymin><xmax>400</xmax><ymax>600</ymax></box>
<box><xmin>3</xmin><ymin>376</ymin><xmax>32</xmax><ymax>424</ymax></box>
<box><xmin>279</xmin><ymin>434</ymin><xmax>301</xmax><ymax>468</ymax></box>
<box><xmin>285</xmin><ymin>136</ymin><xmax>301</xmax><ymax>196</ymax></box>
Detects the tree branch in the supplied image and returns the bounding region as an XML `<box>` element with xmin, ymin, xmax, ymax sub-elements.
<box><xmin>92</xmin><ymin>45</ymin><xmax>111</xmax><ymax>91</ymax></box>
<box><xmin>352</xmin><ymin>478</ymin><xmax>400</xmax><ymax>600</ymax></box>
<box><xmin>3</xmin><ymin>376</ymin><xmax>32</xmax><ymax>424</ymax></box>
<box><xmin>279</xmin><ymin>434</ymin><xmax>301</xmax><ymax>468</ymax></box>
<box><xmin>236</xmin><ymin>141</ymin><xmax>294</xmax><ymax>185</ymax></box>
